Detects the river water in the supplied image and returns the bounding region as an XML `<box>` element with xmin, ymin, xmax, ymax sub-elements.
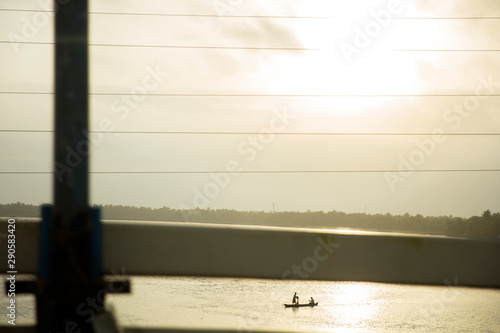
<box><xmin>4</xmin><ymin>276</ymin><xmax>500</xmax><ymax>332</ymax></box>
<box><xmin>106</xmin><ymin>276</ymin><xmax>499</xmax><ymax>332</ymax></box>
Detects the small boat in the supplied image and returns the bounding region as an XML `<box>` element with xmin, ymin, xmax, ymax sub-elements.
<box><xmin>284</xmin><ymin>302</ymin><xmax>318</xmax><ymax>308</ymax></box>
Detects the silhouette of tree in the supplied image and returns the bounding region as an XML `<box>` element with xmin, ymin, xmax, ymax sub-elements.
<box><xmin>1</xmin><ymin>202</ymin><xmax>499</xmax><ymax>240</ymax></box>
<box><xmin>482</xmin><ymin>210</ymin><xmax>491</xmax><ymax>219</ymax></box>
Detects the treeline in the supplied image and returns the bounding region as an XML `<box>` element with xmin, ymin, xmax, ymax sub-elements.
<box><xmin>2</xmin><ymin>202</ymin><xmax>500</xmax><ymax>240</ymax></box>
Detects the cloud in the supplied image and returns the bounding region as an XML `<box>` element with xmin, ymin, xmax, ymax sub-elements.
<box><xmin>220</xmin><ymin>18</ymin><xmax>302</xmax><ymax>49</ymax></box>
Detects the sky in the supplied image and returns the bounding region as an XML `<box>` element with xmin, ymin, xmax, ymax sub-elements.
<box><xmin>1</xmin><ymin>0</ymin><xmax>500</xmax><ymax>218</ymax></box>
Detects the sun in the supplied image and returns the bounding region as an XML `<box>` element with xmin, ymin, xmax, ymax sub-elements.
<box><xmin>263</xmin><ymin>1</ymin><xmax>431</xmax><ymax>119</ymax></box>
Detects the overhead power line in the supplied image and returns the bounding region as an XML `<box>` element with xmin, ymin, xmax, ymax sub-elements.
<box><xmin>0</xmin><ymin>40</ymin><xmax>315</xmax><ymax>51</ymax></box>
<box><xmin>1</xmin><ymin>40</ymin><xmax>500</xmax><ymax>52</ymax></box>
<box><xmin>1</xmin><ymin>129</ymin><xmax>500</xmax><ymax>136</ymax></box>
<box><xmin>2</xmin><ymin>8</ymin><xmax>500</xmax><ymax>20</ymax></box>
<box><xmin>1</xmin><ymin>169</ymin><xmax>500</xmax><ymax>175</ymax></box>
<box><xmin>2</xmin><ymin>91</ymin><xmax>500</xmax><ymax>97</ymax></box>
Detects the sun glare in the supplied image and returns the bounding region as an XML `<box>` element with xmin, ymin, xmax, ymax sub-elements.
<box><xmin>268</xmin><ymin>2</ymin><xmax>426</xmax><ymax>120</ymax></box>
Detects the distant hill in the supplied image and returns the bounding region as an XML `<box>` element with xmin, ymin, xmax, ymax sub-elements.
<box><xmin>1</xmin><ymin>202</ymin><xmax>499</xmax><ymax>240</ymax></box>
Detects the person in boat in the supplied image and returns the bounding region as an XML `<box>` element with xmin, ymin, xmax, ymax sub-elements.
<box><xmin>309</xmin><ymin>297</ymin><xmax>315</xmax><ymax>304</ymax></box>
<box><xmin>292</xmin><ymin>292</ymin><xmax>297</xmax><ymax>304</ymax></box>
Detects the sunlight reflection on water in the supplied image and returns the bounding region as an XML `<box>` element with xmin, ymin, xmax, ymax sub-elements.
<box><xmin>333</xmin><ymin>282</ymin><xmax>380</xmax><ymax>323</ymax></box>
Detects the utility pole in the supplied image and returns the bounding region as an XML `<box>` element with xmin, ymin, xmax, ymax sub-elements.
<box><xmin>53</xmin><ymin>0</ymin><xmax>89</xmax><ymax>229</ymax></box>
<box><xmin>45</xmin><ymin>0</ymin><xmax>94</xmax><ymax>331</ymax></box>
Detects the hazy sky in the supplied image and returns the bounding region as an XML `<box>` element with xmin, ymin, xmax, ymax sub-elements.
<box><xmin>1</xmin><ymin>0</ymin><xmax>499</xmax><ymax>218</ymax></box>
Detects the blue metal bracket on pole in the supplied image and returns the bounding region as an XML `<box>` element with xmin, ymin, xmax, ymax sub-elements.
<box><xmin>39</xmin><ymin>206</ymin><xmax>102</xmax><ymax>279</ymax></box>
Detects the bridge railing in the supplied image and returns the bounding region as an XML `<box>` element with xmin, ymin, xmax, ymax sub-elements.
<box><xmin>2</xmin><ymin>218</ymin><xmax>499</xmax><ymax>286</ymax></box>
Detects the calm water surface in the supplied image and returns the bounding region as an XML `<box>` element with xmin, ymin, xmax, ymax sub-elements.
<box><xmin>103</xmin><ymin>277</ymin><xmax>499</xmax><ymax>332</ymax></box>
<box><xmin>3</xmin><ymin>275</ymin><xmax>500</xmax><ymax>332</ymax></box>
